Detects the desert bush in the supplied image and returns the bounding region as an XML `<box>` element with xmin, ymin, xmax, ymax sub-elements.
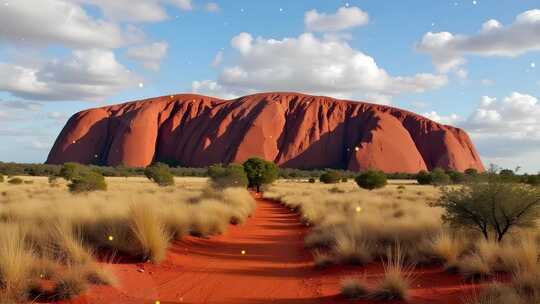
<box><xmin>319</xmin><ymin>170</ymin><xmax>341</xmax><ymax>184</ymax></box>
<box><xmin>430</xmin><ymin>231</ymin><xmax>465</xmax><ymax>267</ymax></box>
<box><xmin>59</xmin><ymin>162</ymin><xmax>86</xmax><ymax>181</ymax></box>
<box><xmin>525</xmin><ymin>174</ymin><xmax>540</xmax><ymax>186</ymax></box>
<box><xmin>313</xmin><ymin>250</ymin><xmax>334</xmax><ymax>270</ymax></box>
<box><xmin>207</xmin><ymin>164</ymin><xmax>248</xmax><ymax>188</ymax></box>
<box><xmin>7</xmin><ymin>178</ymin><xmax>23</xmax><ymax>185</ymax></box>
<box><xmin>434</xmin><ymin>180</ymin><xmax>540</xmax><ymax>242</ymax></box>
<box><xmin>416</xmin><ymin>170</ymin><xmax>433</xmax><ymax>185</ymax></box>
<box><xmin>243</xmin><ymin>157</ymin><xmax>278</xmax><ymax>192</ymax></box>
<box><xmin>355</xmin><ymin>170</ymin><xmax>387</xmax><ymax>190</ymax></box>
<box><xmin>144</xmin><ymin>163</ymin><xmax>174</xmax><ymax>187</ymax></box>
<box><xmin>51</xmin><ymin>269</ymin><xmax>88</xmax><ymax>300</ymax></box>
<box><xmin>68</xmin><ymin>171</ymin><xmax>107</xmax><ymax>193</ymax></box>
<box><xmin>48</xmin><ymin>175</ymin><xmax>60</xmax><ymax>187</ymax></box>
<box><xmin>465</xmin><ymin>283</ymin><xmax>522</xmax><ymax>304</ymax></box>
<box><xmin>308</xmin><ymin>178</ymin><xmax>316</xmax><ymax>183</ymax></box>
<box><xmin>341</xmin><ymin>278</ymin><xmax>368</xmax><ymax>299</ymax></box>
<box><xmin>448</xmin><ymin>171</ymin><xmax>467</xmax><ymax>184</ymax></box>
<box><xmin>431</xmin><ymin>168</ymin><xmax>451</xmax><ymax>185</ymax></box>
<box><xmin>341</xmin><ymin>177</ymin><xmax>348</xmax><ymax>183</ymax></box>
<box><xmin>0</xmin><ymin>175</ymin><xmax>3</xmax><ymax>183</ymax></box>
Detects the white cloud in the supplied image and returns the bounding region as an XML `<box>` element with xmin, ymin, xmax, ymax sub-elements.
<box><xmin>423</xmin><ymin>111</ymin><xmax>462</xmax><ymax>125</ymax></box>
<box><xmin>0</xmin><ymin>49</ymin><xmax>140</xmax><ymax>101</ymax></box>
<box><xmin>47</xmin><ymin>111</ymin><xmax>70</xmax><ymax>123</ymax></box>
<box><xmin>0</xmin><ymin>0</ymin><xmax>126</xmax><ymax>48</ymax></box>
<box><xmin>126</xmin><ymin>41</ymin><xmax>169</xmax><ymax>71</ymax></box>
<box><xmin>305</xmin><ymin>6</ymin><xmax>369</xmax><ymax>32</ymax></box>
<box><xmin>193</xmin><ymin>33</ymin><xmax>447</xmax><ymax>102</ymax></box>
<box><xmin>418</xmin><ymin>9</ymin><xmax>540</xmax><ymax>72</ymax></box>
<box><xmin>205</xmin><ymin>2</ymin><xmax>220</xmax><ymax>12</ymax></box>
<box><xmin>75</xmin><ymin>0</ymin><xmax>192</xmax><ymax>22</ymax></box>
<box><xmin>481</xmin><ymin>79</ymin><xmax>494</xmax><ymax>86</ymax></box>
<box><xmin>212</xmin><ymin>50</ymin><xmax>224</xmax><ymax>67</ymax></box>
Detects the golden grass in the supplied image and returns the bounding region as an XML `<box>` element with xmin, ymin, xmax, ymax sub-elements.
<box><xmin>371</xmin><ymin>246</ymin><xmax>414</xmax><ymax>301</ymax></box>
<box><xmin>0</xmin><ymin>176</ymin><xmax>255</xmax><ymax>302</ymax></box>
<box><xmin>129</xmin><ymin>203</ymin><xmax>171</xmax><ymax>263</ymax></box>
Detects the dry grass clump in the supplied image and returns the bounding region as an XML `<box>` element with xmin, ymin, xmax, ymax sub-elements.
<box><xmin>51</xmin><ymin>268</ymin><xmax>89</xmax><ymax>300</ymax></box>
<box><xmin>312</xmin><ymin>250</ymin><xmax>334</xmax><ymax>270</ymax></box>
<box><xmin>341</xmin><ymin>278</ymin><xmax>368</xmax><ymax>299</ymax></box>
<box><xmin>371</xmin><ymin>246</ymin><xmax>414</xmax><ymax>301</ymax></box>
<box><xmin>0</xmin><ymin>225</ymin><xmax>35</xmax><ymax>301</ymax></box>
<box><xmin>464</xmin><ymin>283</ymin><xmax>522</xmax><ymax>304</ymax></box>
<box><xmin>129</xmin><ymin>204</ymin><xmax>171</xmax><ymax>263</ymax></box>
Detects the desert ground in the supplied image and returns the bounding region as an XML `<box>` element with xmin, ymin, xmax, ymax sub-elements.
<box><xmin>0</xmin><ymin>175</ymin><xmax>539</xmax><ymax>304</ymax></box>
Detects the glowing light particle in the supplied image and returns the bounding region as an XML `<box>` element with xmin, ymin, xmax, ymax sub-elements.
<box><xmin>155</xmin><ymin>301</ymin><xmax>161</xmax><ymax>304</ymax></box>
<box><xmin>108</xmin><ymin>235</ymin><xmax>114</xmax><ymax>241</ymax></box>
<box><xmin>356</xmin><ymin>206</ymin><xmax>362</xmax><ymax>213</ymax></box>
<box><xmin>531</xmin><ymin>62</ymin><xmax>536</xmax><ymax>68</ymax></box>
<box><xmin>241</xmin><ymin>250</ymin><xmax>246</xmax><ymax>255</ymax></box>
<box><xmin>354</xmin><ymin>146</ymin><xmax>360</xmax><ymax>151</ymax></box>
<box><xmin>472</xmin><ymin>0</ymin><xmax>477</xmax><ymax>4</ymax></box>
<box><xmin>139</xmin><ymin>83</ymin><xmax>144</xmax><ymax>88</ymax></box>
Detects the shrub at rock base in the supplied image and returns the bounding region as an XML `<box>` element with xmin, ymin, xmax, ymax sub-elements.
<box><xmin>355</xmin><ymin>170</ymin><xmax>387</xmax><ymax>190</ymax></box>
<box><xmin>320</xmin><ymin>171</ymin><xmax>342</xmax><ymax>184</ymax></box>
<box><xmin>7</xmin><ymin>177</ymin><xmax>23</xmax><ymax>185</ymax></box>
<box><xmin>68</xmin><ymin>171</ymin><xmax>107</xmax><ymax>193</ymax></box>
<box><xmin>208</xmin><ymin>164</ymin><xmax>248</xmax><ymax>188</ymax></box>
<box><xmin>243</xmin><ymin>158</ymin><xmax>279</xmax><ymax>192</ymax></box>
<box><xmin>144</xmin><ymin>163</ymin><xmax>174</xmax><ymax>187</ymax></box>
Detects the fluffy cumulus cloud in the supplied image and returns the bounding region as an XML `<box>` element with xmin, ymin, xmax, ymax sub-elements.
<box><xmin>126</xmin><ymin>41</ymin><xmax>169</xmax><ymax>71</ymax></box>
<box><xmin>426</xmin><ymin>92</ymin><xmax>540</xmax><ymax>170</ymax></box>
<box><xmin>0</xmin><ymin>49</ymin><xmax>139</xmax><ymax>101</ymax></box>
<box><xmin>0</xmin><ymin>0</ymin><xmax>127</xmax><ymax>48</ymax></box>
<box><xmin>305</xmin><ymin>6</ymin><xmax>369</xmax><ymax>32</ymax></box>
<box><xmin>418</xmin><ymin>9</ymin><xmax>540</xmax><ymax>72</ymax></box>
<box><xmin>193</xmin><ymin>33</ymin><xmax>447</xmax><ymax>102</ymax></box>
<box><xmin>423</xmin><ymin>111</ymin><xmax>462</xmax><ymax>125</ymax></box>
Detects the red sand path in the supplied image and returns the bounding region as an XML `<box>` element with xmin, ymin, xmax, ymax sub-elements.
<box><xmin>63</xmin><ymin>195</ymin><xmax>486</xmax><ymax>304</ymax></box>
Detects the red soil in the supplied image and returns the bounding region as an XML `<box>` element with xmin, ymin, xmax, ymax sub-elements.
<box><xmin>58</xmin><ymin>195</ymin><xmax>490</xmax><ymax>304</ymax></box>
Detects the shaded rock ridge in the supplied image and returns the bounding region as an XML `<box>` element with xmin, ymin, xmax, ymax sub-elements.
<box><xmin>46</xmin><ymin>92</ymin><xmax>485</xmax><ymax>173</ymax></box>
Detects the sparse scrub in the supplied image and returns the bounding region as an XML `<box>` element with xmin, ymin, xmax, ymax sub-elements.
<box><xmin>51</xmin><ymin>268</ymin><xmax>88</xmax><ymax>300</ymax></box>
<box><xmin>68</xmin><ymin>170</ymin><xmax>107</xmax><ymax>193</ymax></box>
<box><xmin>208</xmin><ymin>164</ymin><xmax>248</xmax><ymax>188</ymax></box>
<box><xmin>243</xmin><ymin>157</ymin><xmax>278</xmax><ymax>192</ymax></box>
<box><xmin>319</xmin><ymin>171</ymin><xmax>341</xmax><ymax>184</ymax></box>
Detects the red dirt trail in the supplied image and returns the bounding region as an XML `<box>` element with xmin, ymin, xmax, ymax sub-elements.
<box><xmin>62</xmin><ymin>195</ymin><xmax>484</xmax><ymax>304</ymax></box>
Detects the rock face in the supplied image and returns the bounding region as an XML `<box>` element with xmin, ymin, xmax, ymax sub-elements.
<box><xmin>47</xmin><ymin>92</ymin><xmax>484</xmax><ymax>173</ymax></box>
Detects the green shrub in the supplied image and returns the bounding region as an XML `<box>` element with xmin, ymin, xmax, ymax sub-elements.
<box><xmin>59</xmin><ymin>163</ymin><xmax>86</xmax><ymax>181</ymax></box>
<box><xmin>68</xmin><ymin>171</ymin><xmax>107</xmax><ymax>193</ymax></box>
<box><xmin>319</xmin><ymin>171</ymin><xmax>341</xmax><ymax>184</ymax></box>
<box><xmin>0</xmin><ymin>175</ymin><xmax>3</xmax><ymax>183</ymax></box>
<box><xmin>448</xmin><ymin>171</ymin><xmax>466</xmax><ymax>184</ymax></box>
<box><xmin>7</xmin><ymin>177</ymin><xmax>23</xmax><ymax>185</ymax></box>
<box><xmin>416</xmin><ymin>170</ymin><xmax>432</xmax><ymax>185</ymax></box>
<box><xmin>243</xmin><ymin>157</ymin><xmax>279</xmax><ymax>192</ymax></box>
<box><xmin>207</xmin><ymin>164</ymin><xmax>248</xmax><ymax>188</ymax></box>
<box><xmin>341</xmin><ymin>177</ymin><xmax>348</xmax><ymax>183</ymax></box>
<box><xmin>433</xmin><ymin>180</ymin><xmax>540</xmax><ymax>242</ymax></box>
<box><xmin>308</xmin><ymin>178</ymin><xmax>316</xmax><ymax>183</ymax></box>
<box><xmin>431</xmin><ymin>168</ymin><xmax>451</xmax><ymax>185</ymax></box>
<box><xmin>144</xmin><ymin>163</ymin><xmax>174</xmax><ymax>187</ymax></box>
<box><xmin>464</xmin><ymin>168</ymin><xmax>478</xmax><ymax>176</ymax></box>
<box><xmin>525</xmin><ymin>174</ymin><xmax>540</xmax><ymax>186</ymax></box>
<box><xmin>355</xmin><ymin>170</ymin><xmax>387</xmax><ymax>190</ymax></box>
<box><xmin>48</xmin><ymin>175</ymin><xmax>59</xmax><ymax>187</ymax></box>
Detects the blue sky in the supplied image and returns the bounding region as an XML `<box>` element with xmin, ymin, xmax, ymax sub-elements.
<box><xmin>1</xmin><ymin>0</ymin><xmax>540</xmax><ymax>172</ymax></box>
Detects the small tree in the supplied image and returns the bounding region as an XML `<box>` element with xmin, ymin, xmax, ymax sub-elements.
<box><xmin>242</xmin><ymin>157</ymin><xmax>279</xmax><ymax>192</ymax></box>
<box><xmin>433</xmin><ymin>180</ymin><xmax>540</xmax><ymax>242</ymax></box>
<box><xmin>448</xmin><ymin>171</ymin><xmax>466</xmax><ymax>184</ymax></box>
<box><xmin>319</xmin><ymin>171</ymin><xmax>341</xmax><ymax>184</ymax></box>
<box><xmin>144</xmin><ymin>163</ymin><xmax>174</xmax><ymax>187</ymax></box>
<box><xmin>355</xmin><ymin>170</ymin><xmax>387</xmax><ymax>190</ymax></box>
<box><xmin>59</xmin><ymin>162</ymin><xmax>85</xmax><ymax>181</ymax></box>
<box><xmin>416</xmin><ymin>170</ymin><xmax>432</xmax><ymax>185</ymax></box>
<box><xmin>207</xmin><ymin>164</ymin><xmax>248</xmax><ymax>188</ymax></box>
<box><xmin>68</xmin><ymin>171</ymin><xmax>107</xmax><ymax>193</ymax></box>
<box><xmin>431</xmin><ymin>168</ymin><xmax>451</xmax><ymax>185</ymax></box>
